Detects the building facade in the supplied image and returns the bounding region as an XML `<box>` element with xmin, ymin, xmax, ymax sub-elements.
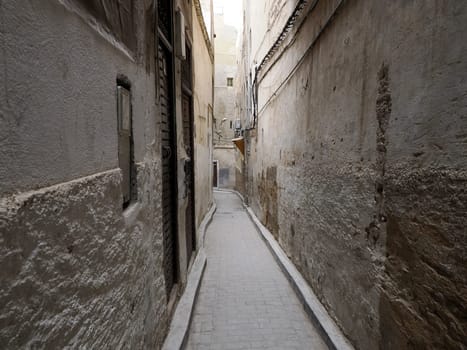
<box><xmin>212</xmin><ymin>7</ymin><xmax>240</xmax><ymax>189</ymax></box>
<box><xmin>193</xmin><ymin>0</ymin><xmax>215</xmax><ymax>238</ymax></box>
<box><xmin>0</xmin><ymin>0</ymin><xmax>213</xmax><ymax>348</ymax></box>
<box><xmin>237</xmin><ymin>0</ymin><xmax>467</xmax><ymax>349</ymax></box>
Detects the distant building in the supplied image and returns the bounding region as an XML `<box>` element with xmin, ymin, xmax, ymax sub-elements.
<box><xmin>213</xmin><ymin>7</ymin><xmax>242</xmax><ymax>190</ymax></box>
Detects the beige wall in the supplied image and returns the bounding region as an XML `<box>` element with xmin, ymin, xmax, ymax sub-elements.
<box><xmin>193</xmin><ymin>0</ymin><xmax>214</xmax><ymax>238</ymax></box>
<box><xmin>212</xmin><ymin>10</ymin><xmax>239</xmax><ymax>191</ymax></box>
<box><xmin>213</xmin><ymin>13</ymin><xmax>238</xmax><ymax>145</ymax></box>
<box><xmin>213</xmin><ymin>146</ymin><xmax>236</xmax><ymax>189</ymax></box>
<box><xmin>174</xmin><ymin>0</ymin><xmax>214</xmax><ymax>283</ymax></box>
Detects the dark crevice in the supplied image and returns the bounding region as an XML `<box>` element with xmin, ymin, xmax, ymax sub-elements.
<box><xmin>366</xmin><ymin>63</ymin><xmax>391</xmax><ymax>245</ymax></box>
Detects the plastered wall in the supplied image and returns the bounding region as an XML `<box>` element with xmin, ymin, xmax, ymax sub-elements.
<box><xmin>241</xmin><ymin>0</ymin><xmax>467</xmax><ymax>349</ymax></box>
<box><xmin>213</xmin><ymin>147</ymin><xmax>236</xmax><ymax>189</ymax></box>
<box><xmin>192</xmin><ymin>0</ymin><xmax>214</xmax><ymax>236</ymax></box>
<box><xmin>1</xmin><ymin>0</ymin><xmax>165</xmax><ymax>348</ymax></box>
<box><xmin>213</xmin><ymin>13</ymin><xmax>238</xmax><ymax>144</ymax></box>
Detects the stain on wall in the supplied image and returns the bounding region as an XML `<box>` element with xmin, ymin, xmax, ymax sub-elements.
<box><xmin>257</xmin><ymin>166</ymin><xmax>278</xmax><ymax>238</ymax></box>
<box><xmin>366</xmin><ymin>63</ymin><xmax>392</xmax><ymax>245</ymax></box>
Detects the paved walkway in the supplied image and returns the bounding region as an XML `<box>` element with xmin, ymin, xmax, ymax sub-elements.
<box><xmin>186</xmin><ymin>191</ymin><xmax>327</xmax><ymax>350</ymax></box>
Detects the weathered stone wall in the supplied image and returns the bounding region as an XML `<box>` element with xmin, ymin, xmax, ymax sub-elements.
<box><xmin>242</xmin><ymin>0</ymin><xmax>467</xmax><ymax>349</ymax></box>
<box><xmin>0</xmin><ymin>0</ymin><xmax>168</xmax><ymax>348</ymax></box>
<box><xmin>0</xmin><ymin>168</ymin><xmax>167</xmax><ymax>349</ymax></box>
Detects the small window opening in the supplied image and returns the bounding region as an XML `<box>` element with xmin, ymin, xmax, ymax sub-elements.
<box><xmin>117</xmin><ymin>78</ymin><xmax>137</xmax><ymax>209</ymax></box>
<box><xmin>227</xmin><ymin>77</ymin><xmax>233</xmax><ymax>87</ymax></box>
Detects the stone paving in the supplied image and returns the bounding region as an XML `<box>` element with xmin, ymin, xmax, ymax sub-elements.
<box><xmin>186</xmin><ymin>191</ymin><xmax>327</xmax><ymax>350</ymax></box>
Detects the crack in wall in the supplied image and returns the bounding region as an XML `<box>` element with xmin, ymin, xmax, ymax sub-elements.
<box><xmin>366</xmin><ymin>63</ymin><xmax>391</xmax><ymax>245</ymax></box>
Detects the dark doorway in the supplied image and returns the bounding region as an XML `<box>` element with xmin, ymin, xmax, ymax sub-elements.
<box><xmin>213</xmin><ymin>161</ymin><xmax>218</xmax><ymax>187</ymax></box>
<box><xmin>158</xmin><ymin>0</ymin><xmax>178</xmax><ymax>301</ymax></box>
<box><xmin>182</xmin><ymin>43</ymin><xmax>196</xmax><ymax>266</ymax></box>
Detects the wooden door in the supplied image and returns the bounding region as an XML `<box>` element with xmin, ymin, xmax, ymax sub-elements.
<box><xmin>159</xmin><ymin>40</ymin><xmax>178</xmax><ymax>299</ymax></box>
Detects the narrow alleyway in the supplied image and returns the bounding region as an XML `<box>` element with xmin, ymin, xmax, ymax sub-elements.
<box><xmin>186</xmin><ymin>191</ymin><xmax>327</xmax><ymax>350</ymax></box>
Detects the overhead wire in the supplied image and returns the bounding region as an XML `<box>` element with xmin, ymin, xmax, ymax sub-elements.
<box><xmin>248</xmin><ymin>0</ymin><xmax>346</xmax><ymax>125</ymax></box>
<box><xmin>248</xmin><ymin>0</ymin><xmax>312</xmax><ymax>129</ymax></box>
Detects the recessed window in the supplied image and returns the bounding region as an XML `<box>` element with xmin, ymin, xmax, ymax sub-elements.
<box><xmin>227</xmin><ymin>77</ymin><xmax>233</xmax><ymax>87</ymax></box>
<box><xmin>117</xmin><ymin>81</ymin><xmax>136</xmax><ymax>209</ymax></box>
